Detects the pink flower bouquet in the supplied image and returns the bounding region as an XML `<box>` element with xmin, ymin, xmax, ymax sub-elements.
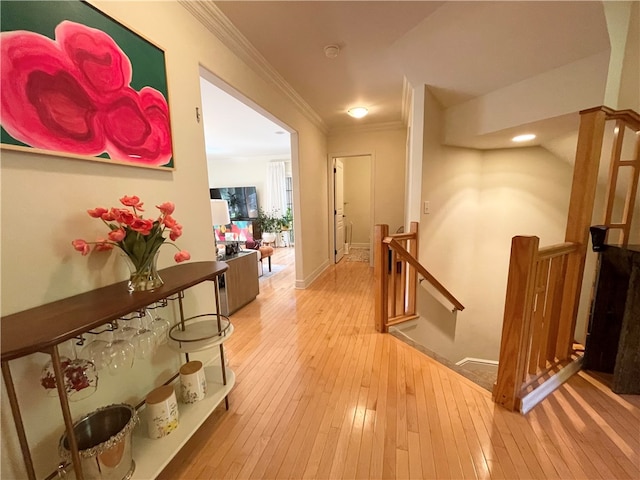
<box><xmin>73</xmin><ymin>195</ymin><xmax>190</xmax><ymax>291</ymax></box>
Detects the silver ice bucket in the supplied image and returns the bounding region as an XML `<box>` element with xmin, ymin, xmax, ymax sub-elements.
<box><xmin>59</xmin><ymin>404</ymin><xmax>137</xmax><ymax>480</ymax></box>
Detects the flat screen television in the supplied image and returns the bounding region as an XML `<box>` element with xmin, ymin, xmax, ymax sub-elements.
<box><xmin>210</xmin><ymin>186</ymin><xmax>258</xmax><ymax>219</ymax></box>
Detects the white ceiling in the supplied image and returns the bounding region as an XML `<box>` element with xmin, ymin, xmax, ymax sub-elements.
<box><xmin>200</xmin><ymin>1</ymin><xmax>612</xmax><ymax>158</ymax></box>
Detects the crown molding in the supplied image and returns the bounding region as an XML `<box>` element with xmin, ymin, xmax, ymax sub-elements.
<box><xmin>328</xmin><ymin>121</ymin><xmax>406</xmax><ymax>136</ymax></box>
<box><xmin>179</xmin><ymin>1</ymin><xmax>328</xmax><ymax>134</ymax></box>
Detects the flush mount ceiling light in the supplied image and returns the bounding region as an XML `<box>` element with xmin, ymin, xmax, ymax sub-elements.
<box><xmin>324</xmin><ymin>45</ymin><xmax>340</xmax><ymax>59</ymax></box>
<box><xmin>511</xmin><ymin>133</ymin><xmax>536</xmax><ymax>143</ymax></box>
<box><xmin>347</xmin><ymin>107</ymin><xmax>368</xmax><ymax>119</ymax></box>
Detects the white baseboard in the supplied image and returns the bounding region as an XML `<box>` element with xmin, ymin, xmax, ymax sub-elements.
<box><xmin>456</xmin><ymin>357</ymin><xmax>499</xmax><ymax>367</ymax></box>
<box><xmin>295</xmin><ymin>259</ymin><xmax>330</xmax><ymax>289</ymax></box>
<box><xmin>520</xmin><ymin>356</ymin><xmax>583</xmax><ymax>414</ymax></box>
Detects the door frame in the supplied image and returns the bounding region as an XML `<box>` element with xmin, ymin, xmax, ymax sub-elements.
<box><xmin>327</xmin><ymin>151</ymin><xmax>375</xmax><ymax>265</ymax></box>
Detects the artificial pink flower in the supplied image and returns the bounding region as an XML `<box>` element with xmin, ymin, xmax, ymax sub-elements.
<box><xmin>120</xmin><ymin>195</ymin><xmax>144</xmax><ymax>210</ymax></box>
<box><xmin>163</xmin><ymin>215</ymin><xmax>177</xmax><ymax>228</ymax></box>
<box><xmin>114</xmin><ymin>208</ymin><xmax>136</xmax><ymax>226</ymax></box>
<box><xmin>156</xmin><ymin>201</ymin><xmax>175</xmax><ymax>216</ymax></box>
<box><xmin>174</xmin><ymin>250</ymin><xmax>190</xmax><ymax>263</ymax></box>
<box><xmin>87</xmin><ymin>207</ymin><xmax>108</xmax><ymax>218</ymax></box>
<box><xmin>169</xmin><ymin>224</ymin><xmax>183</xmax><ymax>241</ymax></box>
<box><xmin>94</xmin><ymin>240</ymin><xmax>113</xmax><ymax>252</ymax></box>
<box><xmin>71</xmin><ymin>239</ymin><xmax>90</xmax><ymax>256</ymax></box>
<box><xmin>101</xmin><ymin>208</ymin><xmax>118</xmax><ymax>222</ymax></box>
<box><xmin>108</xmin><ymin>228</ymin><xmax>126</xmax><ymax>242</ymax></box>
<box><xmin>130</xmin><ymin>218</ymin><xmax>154</xmax><ymax>235</ymax></box>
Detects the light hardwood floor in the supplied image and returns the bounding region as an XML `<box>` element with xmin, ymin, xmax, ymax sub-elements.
<box><xmin>159</xmin><ymin>247</ymin><xmax>640</xmax><ymax>479</ymax></box>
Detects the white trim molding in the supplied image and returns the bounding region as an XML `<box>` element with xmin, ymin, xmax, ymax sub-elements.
<box><xmin>520</xmin><ymin>356</ymin><xmax>583</xmax><ymax>414</ymax></box>
<box><xmin>329</xmin><ymin>121</ymin><xmax>405</xmax><ymax>136</ymax></box>
<box><xmin>179</xmin><ymin>1</ymin><xmax>328</xmax><ymax>134</ymax></box>
<box><xmin>455</xmin><ymin>357</ymin><xmax>500</xmax><ymax>368</ymax></box>
<box><xmin>295</xmin><ymin>259</ymin><xmax>330</xmax><ymax>289</ymax></box>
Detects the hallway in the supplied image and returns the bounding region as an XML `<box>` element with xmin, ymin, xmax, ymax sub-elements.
<box><xmin>159</xmin><ymin>250</ymin><xmax>639</xmax><ymax>479</ymax></box>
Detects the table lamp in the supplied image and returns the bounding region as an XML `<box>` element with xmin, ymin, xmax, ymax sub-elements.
<box><xmin>211</xmin><ymin>199</ymin><xmax>230</xmax><ymax>259</ymax></box>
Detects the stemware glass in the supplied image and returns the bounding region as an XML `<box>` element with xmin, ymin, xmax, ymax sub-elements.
<box><xmin>104</xmin><ymin>327</ymin><xmax>135</xmax><ymax>376</ymax></box>
<box><xmin>118</xmin><ymin>313</ymin><xmax>138</xmax><ymax>342</ymax></box>
<box><xmin>40</xmin><ymin>339</ymin><xmax>98</xmax><ymax>401</ymax></box>
<box><xmin>148</xmin><ymin>304</ymin><xmax>171</xmax><ymax>346</ymax></box>
<box><xmin>80</xmin><ymin>330</ymin><xmax>111</xmax><ymax>371</ymax></box>
<box><xmin>133</xmin><ymin>310</ymin><xmax>157</xmax><ymax>360</ymax></box>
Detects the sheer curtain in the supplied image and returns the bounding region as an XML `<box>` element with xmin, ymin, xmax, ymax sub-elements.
<box><xmin>265</xmin><ymin>161</ymin><xmax>287</xmax><ymax>216</ymax></box>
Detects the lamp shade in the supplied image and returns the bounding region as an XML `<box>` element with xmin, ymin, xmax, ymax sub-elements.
<box><xmin>210</xmin><ymin>199</ymin><xmax>230</xmax><ymax>226</ymax></box>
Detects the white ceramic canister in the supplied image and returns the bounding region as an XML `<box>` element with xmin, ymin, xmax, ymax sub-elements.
<box><xmin>179</xmin><ymin>360</ymin><xmax>207</xmax><ymax>404</ymax></box>
<box><xmin>145</xmin><ymin>385</ymin><xmax>179</xmax><ymax>439</ymax></box>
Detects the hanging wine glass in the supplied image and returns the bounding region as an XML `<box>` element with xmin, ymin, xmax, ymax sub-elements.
<box><xmin>148</xmin><ymin>304</ymin><xmax>171</xmax><ymax>346</ymax></box>
<box><xmin>118</xmin><ymin>313</ymin><xmax>138</xmax><ymax>342</ymax></box>
<box><xmin>40</xmin><ymin>339</ymin><xmax>98</xmax><ymax>401</ymax></box>
<box><xmin>133</xmin><ymin>310</ymin><xmax>157</xmax><ymax>360</ymax></box>
<box><xmin>105</xmin><ymin>326</ymin><xmax>135</xmax><ymax>376</ymax></box>
<box><xmin>80</xmin><ymin>330</ymin><xmax>111</xmax><ymax>371</ymax></box>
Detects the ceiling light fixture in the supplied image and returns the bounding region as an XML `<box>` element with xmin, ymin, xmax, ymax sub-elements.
<box><xmin>347</xmin><ymin>107</ymin><xmax>368</xmax><ymax>119</ymax></box>
<box><xmin>324</xmin><ymin>45</ymin><xmax>340</xmax><ymax>59</ymax></box>
<box><xmin>511</xmin><ymin>133</ymin><xmax>536</xmax><ymax>143</ymax></box>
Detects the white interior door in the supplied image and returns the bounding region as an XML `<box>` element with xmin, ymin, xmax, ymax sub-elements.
<box><xmin>334</xmin><ymin>158</ymin><xmax>345</xmax><ymax>262</ymax></box>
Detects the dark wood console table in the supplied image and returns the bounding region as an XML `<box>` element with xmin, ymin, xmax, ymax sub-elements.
<box><xmin>1</xmin><ymin>261</ymin><xmax>229</xmax><ymax>480</ymax></box>
<box><xmin>583</xmin><ymin>245</ymin><xmax>640</xmax><ymax>394</ymax></box>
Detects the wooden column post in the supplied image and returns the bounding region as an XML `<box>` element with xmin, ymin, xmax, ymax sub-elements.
<box><xmin>374</xmin><ymin>224</ymin><xmax>389</xmax><ymax>332</ymax></box>
<box><xmin>494</xmin><ymin>236</ymin><xmax>539</xmax><ymax>411</ymax></box>
<box><xmin>557</xmin><ymin>107</ymin><xmax>608</xmax><ymax>359</ymax></box>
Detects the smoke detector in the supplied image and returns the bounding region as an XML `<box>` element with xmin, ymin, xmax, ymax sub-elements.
<box><xmin>324</xmin><ymin>45</ymin><xmax>340</xmax><ymax>59</ymax></box>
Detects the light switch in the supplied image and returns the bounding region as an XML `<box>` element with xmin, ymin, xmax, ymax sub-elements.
<box><xmin>423</xmin><ymin>201</ymin><xmax>430</xmax><ymax>214</ymax></box>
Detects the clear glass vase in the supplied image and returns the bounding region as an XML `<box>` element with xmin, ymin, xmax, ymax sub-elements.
<box><xmin>121</xmin><ymin>249</ymin><xmax>164</xmax><ymax>292</ymax></box>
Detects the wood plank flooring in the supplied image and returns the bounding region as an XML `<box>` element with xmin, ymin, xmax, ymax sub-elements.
<box><xmin>159</xmin><ymin>247</ymin><xmax>640</xmax><ymax>479</ymax></box>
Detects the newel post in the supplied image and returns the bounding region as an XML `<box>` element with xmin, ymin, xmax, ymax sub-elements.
<box><xmin>374</xmin><ymin>224</ymin><xmax>389</xmax><ymax>332</ymax></box>
<box><xmin>494</xmin><ymin>235</ymin><xmax>539</xmax><ymax>411</ymax></box>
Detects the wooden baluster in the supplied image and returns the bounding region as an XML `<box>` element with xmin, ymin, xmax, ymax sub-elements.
<box><xmin>374</xmin><ymin>224</ymin><xmax>389</xmax><ymax>332</ymax></box>
<box><xmin>494</xmin><ymin>236</ymin><xmax>539</xmax><ymax>411</ymax></box>
<box><xmin>541</xmin><ymin>255</ymin><xmax>566</xmax><ymax>366</ymax></box>
<box><xmin>390</xmin><ymin>248</ymin><xmax>398</xmax><ymax>319</ymax></box>
<box><xmin>528</xmin><ymin>258</ymin><xmax>549</xmax><ymax>375</ymax></box>
<box><xmin>407</xmin><ymin>222</ymin><xmax>418</xmax><ymax>317</ymax></box>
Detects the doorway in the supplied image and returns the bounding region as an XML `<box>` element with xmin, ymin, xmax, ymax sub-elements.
<box><xmin>332</xmin><ymin>155</ymin><xmax>373</xmax><ymax>264</ymax></box>
<box><xmin>199</xmin><ymin>66</ymin><xmax>298</xmax><ymax>282</ymax></box>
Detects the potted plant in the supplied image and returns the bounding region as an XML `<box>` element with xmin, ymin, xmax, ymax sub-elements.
<box><xmin>279</xmin><ymin>207</ymin><xmax>293</xmax><ymax>231</ymax></box>
<box><xmin>257</xmin><ymin>207</ymin><xmax>279</xmax><ymax>243</ymax></box>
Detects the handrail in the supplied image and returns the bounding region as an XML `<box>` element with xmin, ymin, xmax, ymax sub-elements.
<box><xmin>580</xmin><ymin>105</ymin><xmax>640</xmax><ymax>131</ymax></box>
<box><xmin>383</xmin><ymin>237</ymin><xmax>465</xmax><ymax>312</ymax></box>
<box><xmin>537</xmin><ymin>242</ymin><xmax>578</xmax><ymax>260</ymax></box>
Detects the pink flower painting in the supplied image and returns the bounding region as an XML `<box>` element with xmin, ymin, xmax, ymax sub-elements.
<box><xmin>1</xmin><ymin>20</ymin><xmax>173</xmax><ymax>167</ymax></box>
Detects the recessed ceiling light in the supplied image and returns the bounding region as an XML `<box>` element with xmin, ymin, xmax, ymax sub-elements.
<box><xmin>347</xmin><ymin>107</ymin><xmax>368</xmax><ymax>118</ymax></box>
<box><xmin>511</xmin><ymin>133</ymin><xmax>536</xmax><ymax>143</ymax></box>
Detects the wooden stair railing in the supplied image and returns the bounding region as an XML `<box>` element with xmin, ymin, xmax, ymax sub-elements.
<box><xmin>493</xmin><ymin>237</ymin><xmax>580</xmax><ymax>412</ymax></box>
<box><xmin>374</xmin><ymin>222</ymin><xmax>464</xmax><ymax>333</ymax></box>
<box><xmin>494</xmin><ymin>106</ymin><xmax>640</xmax><ymax>412</ymax></box>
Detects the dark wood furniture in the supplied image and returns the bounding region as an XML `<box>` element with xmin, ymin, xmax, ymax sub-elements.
<box><xmin>1</xmin><ymin>261</ymin><xmax>229</xmax><ymax>480</ymax></box>
<box><xmin>583</xmin><ymin>245</ymin><xmax>640</xmax><ymax>394</ymax></box>
<box><xmin>219</xmin><ymin>250</ymin><xmax>259</xmax><ymax>315</ymax></box>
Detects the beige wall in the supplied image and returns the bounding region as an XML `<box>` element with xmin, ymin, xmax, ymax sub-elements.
<box><xmin>342</xmin><ymin>155</ymin><xmax>371</xmax><ymax>246</ymax></box>
<box><xmin>328</xmin><ymin>127</ymin><xmax>407</xmax><ymax>240</ymax></box>
<box><xmin>415</xmin><ymin>90</ymin><xmax>574</xmax><ymax>363</ymax></box>
<box><xmin>0</xmin><ymin>2</ymin><xmax>328</xmax><ymax>477</ymax></box>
